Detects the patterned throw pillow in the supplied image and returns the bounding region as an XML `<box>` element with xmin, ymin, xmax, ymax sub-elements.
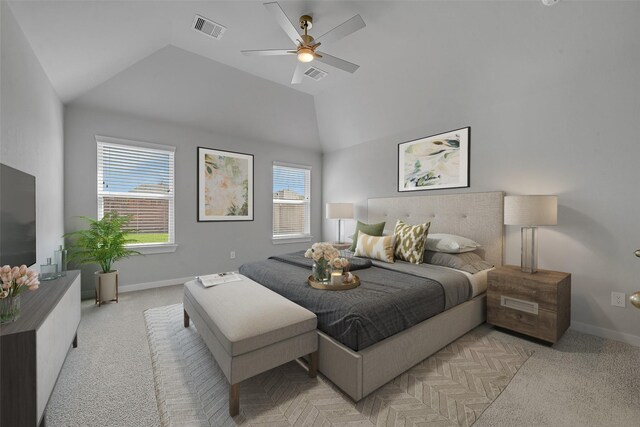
<box><xmin>349</xmin><ymin>221</ymin><xmax>386</xmax><ymax>252</ymax></box>
<box><xmin>354</xmin><ymin>231</ymin><xmax>396</xmax><ymax>263</ymax></box>
<box><xmin>394</xmin><ymin>219</ymin><xmax>430</xmax><ymax>264</ymax></box>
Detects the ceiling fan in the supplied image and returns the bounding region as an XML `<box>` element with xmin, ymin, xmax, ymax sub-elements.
<box><xmin>241</xmin><ymin>2</ymin><xmax>366</xmax><ymax>84</ymax></box>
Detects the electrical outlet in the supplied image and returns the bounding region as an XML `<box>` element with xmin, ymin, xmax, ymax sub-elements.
<box><xmin>611</xmin><ymin>292</ymin><xmax>626</xmax><ymax>308</ymax></box>
<box><xmin>230</xmin><ymin>251</ymin><xmax>236</xmax><ymax>259</ymax></box>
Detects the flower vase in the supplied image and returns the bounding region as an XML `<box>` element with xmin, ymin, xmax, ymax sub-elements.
<box><xmin>0</xmin><ymin>295</ymin><xmax>21</xmax><ymax>324</ymax></box>
<box><xmin>312</xmin><ymin>260</ymin><xmax>332</xmax><ymax>284</ymax></box>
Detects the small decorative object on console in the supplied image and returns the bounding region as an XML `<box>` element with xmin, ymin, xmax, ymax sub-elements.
<box><xmin>40</xmin><ymin>257</ymin><xmax>58</xmax><ymax>281</ymax></box>
<box><xmin>304</xmin><ymin>242</ymin><xmax>339</xmax><ymax>284</ymax></box>
<box><xmin>0</xmin><ymin>264</ymin><xmax>40</xmax><ymax>324</ymax></box>
<box><xmin>53</xmin><ymin>245</ymin><xmax>68</xmax><ymax>276</ymax></box>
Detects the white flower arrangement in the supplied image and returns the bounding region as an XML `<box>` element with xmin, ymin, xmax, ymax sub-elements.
<box><xmin>331</xmin><ymin>257</ymin><xmax>350</xmax><ymax>269</ymax></box>
<box><xmin>0</xmin><ymin>265</ymin><xmax>40</xmax><ymax>300</ymax></box>
<box><xmin>305</xmin><ymin>243</ymin><xmax>341</xmax><ymax>283</ymax></box>
<box><xmin>304</xmin><ymin>242</ymin><xmax>340</xmax><ymax>262</ymax></box>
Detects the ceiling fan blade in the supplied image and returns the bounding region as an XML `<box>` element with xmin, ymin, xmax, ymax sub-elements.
<box><xmin>241</xmin><ymin>49</ymin><xmax>296</xmax><ymax>56</ymax></box>
<box><xmin>314</xmin><ymin>15</ymin><xmax>365</xmax><ymax>45</ymax></box>
<box><xmin>314</xmin><ymin>51</ymin><xmax>359</xmax><ymax>73</ymax></box>
<box><xmin>263</xmin><ymin>2</ymin><xmax>301</xmax><ymax>45</ymax></box>
<box><xmin>291</xmin><ymin>62</ymin><xmax>305</xmax><ymax>84</ymax></box>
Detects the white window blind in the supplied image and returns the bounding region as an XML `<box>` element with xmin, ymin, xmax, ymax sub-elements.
<box><xmin>273</xmin><ymin>162</ymin><xmax>311</xmax><ymax>240</ymax></box>
<box><xmin>97</xmin><ymin>136</ymin><xmax>175</xmax><ymax>246</ymax></box>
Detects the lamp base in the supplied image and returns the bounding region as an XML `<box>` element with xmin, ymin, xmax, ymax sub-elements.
<box><xmin>520</xmin><ymin>226</ymin><xmax>538</xmax><ymax>273</ymax></box>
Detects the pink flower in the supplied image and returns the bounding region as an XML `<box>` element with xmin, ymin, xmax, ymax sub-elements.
<box><xmin>28</xmin><ymin>284</ymin><xmax>39</xmax><ymax>291</ymax></box>
<box><xmin>11</xmin><ymin>266</ymin><xmax>19</xmax><ymax>277</ymax></box>
<box><xmin>19</xmin><ymin>265</ymin><xmax>28</xmax><ymax>276</ymax></box>
<box><xmin>1</xmin><ymin>265</ymin><xmax>11</xmax><ymax>274</ymax></box>
<box><xmin>0</xmin><ymin>290</ymin><xmax>8</xmax><ymax>299</ymax></box>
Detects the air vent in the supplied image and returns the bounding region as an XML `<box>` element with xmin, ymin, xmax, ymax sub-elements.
<box><xmin>304</xmin><ymin>66</ymin><xmax>328</xmax><ymax>81</ymax></box>
<box><xmin>193</xmin><ymin>15</ymin><xmax>227</xmax><ymax>40</ymax></box>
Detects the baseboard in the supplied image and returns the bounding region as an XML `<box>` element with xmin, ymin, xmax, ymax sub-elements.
<box><xmin>571</xmin><ymin>321</ymin><xmax>640</xmax><ymax>347</ymax></box>
<box><xmin>119</xmin><ymin>276</ymin><xmax>193</xmax><ymax>293</ymax></box>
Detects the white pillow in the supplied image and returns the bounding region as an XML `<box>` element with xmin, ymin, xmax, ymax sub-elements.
<box><xmin>425</xmin><ymin>233</ymin><xmax>481</xmax><ymax>254</ymax></box>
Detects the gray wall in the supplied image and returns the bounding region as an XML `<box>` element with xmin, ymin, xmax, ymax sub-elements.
<box><xmin>64</xmin><ymin>106</ymin><xmax>322</xmax><ymax>297</ymax></box>
<box><xmin>0</xmin><ymin>3</ymin><xmax>64</xmax><ymax>268</ymax></box>
<box><xmin>70</xmin><ymin>45</ymin><xmax>322</xmax><ymax>151</ymax></box>
<box><xmin>321</xmin><ymin>2</ymin><xmax>640</xmax><ymax>344</ymax></box>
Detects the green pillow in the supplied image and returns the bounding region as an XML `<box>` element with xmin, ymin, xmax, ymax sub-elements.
<box><xmin>349</xmin><ymin>221</ymin><xmax>386</xmax><ymax>252</ymax></box>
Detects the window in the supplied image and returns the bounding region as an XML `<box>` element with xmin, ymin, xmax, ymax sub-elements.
<box><xmin>97</xmin><ymin>136</ymin><xmax>176</xmax><ymax>253</ymax></box>
<box><xmin>272</xmin><ymin>162</ymin><xmax>311</xmax><ymax>242</ymax></box>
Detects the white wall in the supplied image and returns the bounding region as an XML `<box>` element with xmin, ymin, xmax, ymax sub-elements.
<box><xmin>0</xmin><ymin>2</ymin><xmax>64</xmax><ymax>268</ymax></box>
<box><xmin>320</xmin><ymin>2</ymin><xmax>640</xmax><ymax>345</ymax></box>
<box><xmin>64</xmin><ymin>106</ymin><xmax>322</xmax><ymax>297</ymax></box>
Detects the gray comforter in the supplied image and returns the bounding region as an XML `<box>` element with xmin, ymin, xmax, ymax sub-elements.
<box><xmin>239</xmin><ymin>251</ymin><xmax>471</xmax><ymax>351</ymax></box>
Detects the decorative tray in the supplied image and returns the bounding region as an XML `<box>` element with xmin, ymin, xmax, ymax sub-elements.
<box><xmin>307</xmin><ymin>274</ymin><xmax>360</xmax><ymax>291</ymax></box>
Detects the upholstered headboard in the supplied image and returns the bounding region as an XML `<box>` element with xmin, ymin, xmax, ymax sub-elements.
<box><xmin>368</xmin><ymin>191</ymin><xmax>504</xmax><ymax>266</ymax></box>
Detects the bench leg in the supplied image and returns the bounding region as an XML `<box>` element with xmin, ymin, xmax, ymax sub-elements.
<box><xmin>183</xmin><ymin>309</ymin><xmax>190</xmax><ymax>328</ymax></box>
<box><xmin>229</xmin><ymin>383</ymin><xmax>240</xmax><ymax>417</ymax></box>
<box><xmin>308</xmin><ymin>351</ymin><xmax>318</xmax><ymax>378</ymax></box>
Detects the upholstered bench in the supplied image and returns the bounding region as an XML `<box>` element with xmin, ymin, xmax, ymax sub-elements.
<box><xmin>183</xmin><ymin>276</ymin><xmax>318</xmax><ymax>416</ymax></box>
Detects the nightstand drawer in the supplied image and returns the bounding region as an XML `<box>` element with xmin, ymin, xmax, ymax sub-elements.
<box><xmin>488</xmin><ymin>274</ymin><xmax>560</xmax><ymax>311</ymax></box>
<box><xmin>487</xmin><ymin>294</ymin><xmax>559</xmax><ymax>342</ymax></box>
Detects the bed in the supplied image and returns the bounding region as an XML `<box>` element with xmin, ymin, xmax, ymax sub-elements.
<box><xmin>241</xmin><ymin>191</ymin><xmax>504</xmax><ymax>401</ymax></box>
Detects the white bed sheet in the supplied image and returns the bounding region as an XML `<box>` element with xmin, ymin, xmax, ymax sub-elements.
<box><xmin>424</xmin><ymin>264</ymin><xmax>493</xmax><ymax>298</ymax></box>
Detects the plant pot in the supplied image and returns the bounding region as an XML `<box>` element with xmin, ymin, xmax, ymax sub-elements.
<box><xmin>95</xmin><ymin>270</ymin><xmax>118</xmax><ymax>305</ymax></box>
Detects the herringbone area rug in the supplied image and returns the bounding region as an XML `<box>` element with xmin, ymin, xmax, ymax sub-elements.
<box><xmin>144</xmin><ymin>304</ymin><xmax>532</xmax><ymax>427</ymax></box>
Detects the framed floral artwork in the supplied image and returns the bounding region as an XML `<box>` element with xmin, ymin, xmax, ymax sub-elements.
<box><xmin>197</xmin><ymin>147</ymin><xmax>254</xmax><ymax>221</ymax></box>
<box><xmin>397</xmin><ymin>127</ymin><xmax>470</xmax><ymax>192</ymax></box>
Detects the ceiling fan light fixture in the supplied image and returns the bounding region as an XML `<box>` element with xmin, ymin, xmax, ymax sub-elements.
<box><xmin>297</xmin><ymin>48</ymin><xmax>314</xmax><ymax>63</ymax></box>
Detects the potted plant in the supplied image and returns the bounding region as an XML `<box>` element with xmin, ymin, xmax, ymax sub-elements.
<box><xmin>64</xmin><ymin>212</ymin><xmax>140</xmax><ymax>305</ymax></box>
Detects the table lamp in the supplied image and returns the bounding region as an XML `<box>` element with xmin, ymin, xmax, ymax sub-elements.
<box><xmin>504</xmin><ymin>195</ymin><xmax>557</xmax><ymax>273</ymax></box>
<box><xmin>326</xmin><ymin>203</ymin><xmax>354</xmax><ymax>244</ymax></box>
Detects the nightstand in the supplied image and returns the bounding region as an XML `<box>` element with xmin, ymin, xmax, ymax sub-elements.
<box><xmin>487</xmin><ymin>265</ymin><xmax>571</xmax><ymax>343</ymax></box>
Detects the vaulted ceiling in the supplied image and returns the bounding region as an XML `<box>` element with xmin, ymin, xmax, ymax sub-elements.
<box><xmin>8</xmin><ymin>1</ymin><xmax>639</xmax><ymax>152</ymax></box>
<box><xmin>8</xmin><ymin>0</ymin><xmax>373</xmax><ymax>101</ymax></box>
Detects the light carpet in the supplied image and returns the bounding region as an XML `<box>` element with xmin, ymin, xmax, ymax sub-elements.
<box><xmin>144</xmin><ymin>303</ymin><xmax>533</xmax><ymax>426</ymax></box>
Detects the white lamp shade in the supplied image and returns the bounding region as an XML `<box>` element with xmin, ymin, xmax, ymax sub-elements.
<box><xmin>326</xmin><ymin>203</ymin><xmax>354</xmax><ymax>219</ymax></box>
<box><xmin>504</xmin><ymin>195</ymin><xmax>557</xmax><ymax>226</ymax></box>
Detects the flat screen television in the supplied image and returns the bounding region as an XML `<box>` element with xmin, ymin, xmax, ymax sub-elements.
<box><xmin>0</xmin><ymin>163</ymin><xmax>37</xmax><ymax>267</ymax></box>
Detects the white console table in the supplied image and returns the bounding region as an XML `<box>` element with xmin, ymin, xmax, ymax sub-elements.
<box><xmin>0</xmin><ymin>270</ymin><xmax>81</xmax><ymax>426</ymax></box>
